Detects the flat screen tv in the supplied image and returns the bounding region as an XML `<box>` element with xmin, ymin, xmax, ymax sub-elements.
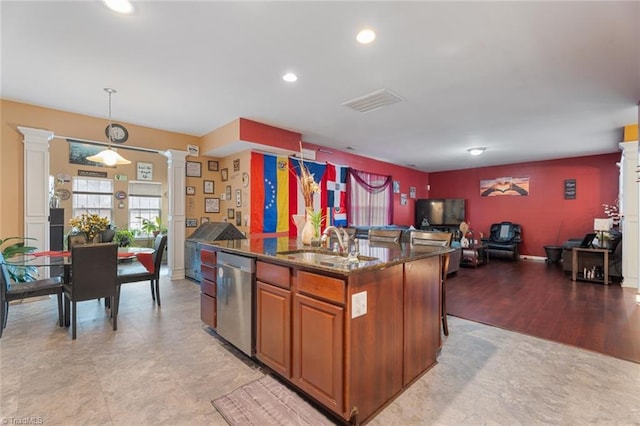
<box><xmin>415</xmin><ymin>198</ymin><xmax>466</xmax><ymax>227</ymax></box>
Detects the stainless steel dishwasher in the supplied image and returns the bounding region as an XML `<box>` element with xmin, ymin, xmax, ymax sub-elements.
<box><xmin>216</xmin><ymin>251</ymin><xmax>256</xmax><ymax>356</ymax></box>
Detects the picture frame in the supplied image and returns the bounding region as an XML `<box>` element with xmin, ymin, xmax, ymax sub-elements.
<box><xmin>201</xmin><ymin>217</ymin><xmax>210</xmax><ymax>224</ymax></box>
<box><xmin>233</xmin><ymin>159</ymin><xmax>240</xmax><ymax>172</ymax></box>
<box><xmin>136</xmin><ymin>162</ymin><xmax>153</xmax><ymax>181</ymax></box>
<box><xmin>235</xmin><ymin>189</ymin><xmax>242</xmax><ymax>207</ymax></box>
<box><xmin>186</xmin><ymin>218</ymin><xmax>198</xmax><ymax>228</ymax></box>
<box><xmin>221</xmin><ymin>168</ymin><xmax>229</xmax><ymax>181</ymax></box>
<box><xmin>186</xmin><ymin>161</ymin><xmax>202</xmax><ymax>177</ymax></box>
<box><xmin>227</xmin><ymin>208</ymin><xmax>235</xmax><ymax>220</ymax></box>
<box><xmin>235</xmin><ymin>211</ymin><xmax>242</xmax><ymax>226</ymax></box>
<box><xmin>393</xmin><ymin>180</ymin><xmax>400</xmax><ymax>193</ymax></box>
<box><xmin>205</xmin><ymin>197</ymin><xmax>220</xmax><ymax>213</ymax></box>
<box><xmin>186</xmin><ymin>186</ymin><xmax>196</xmax><ymax>196</ymax></box>
<box><xmin>409</xmin><ymin>186</ymin><xmax>416</xmax><ymax>199</ymax></box>
<box><xmin>226</xmin><ymin>185</ymin><xmax>232</xmax><ymax>201</ymax></box>
<box><xmin>203</xmin><ymin>180</ymin><xmax>214</xmax><ymax>194</ymax></box>
<box><xmin>208</xmin><ymin>160</ymin><xmax>219</xmax><ymax>171</ymax></box>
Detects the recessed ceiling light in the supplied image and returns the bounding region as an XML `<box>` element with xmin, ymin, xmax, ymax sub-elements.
<box><xmin>356</xmin><ymin>29</ymin><xmax>376</xmax><ymax>44</ymax></box>
<box><xmin>282</xmin><ymin>72</ymin><xmax>298</xmax><ymax>83</ymax></box>
<box><xmin>103</xmin><ymin>0</ymin><xmax>134</xmax><ymax>14</ymax></box>
<box><xmin>467</xmin><ymin>147</ymin><xmax>487</xmax><ymax>156</ymax></box>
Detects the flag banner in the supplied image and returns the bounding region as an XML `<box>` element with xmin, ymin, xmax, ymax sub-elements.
<box><xmin>322</xmin><ymin>162</ymin><xmax>349</xmax><ymax>227</ymax></box>
<box><xmin>251</xmin><ymin>152</ymin><xmax>290</xmax><ymax>233</ymax></box>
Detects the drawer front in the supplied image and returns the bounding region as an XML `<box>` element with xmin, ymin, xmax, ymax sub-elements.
<box><xmin>201</xmin><ymin>264</ymin><xmax>216</xmax><ymax>283</ymax></box>
<box><xmin>296</xmin><ymin>270</ymin><xmax>345</xmax><ymax>305</ymax></box>
<box><xmin>200</xmin><ymin>293</ymin><xmax>216</xmax><ymax>329</ymax></box>
<box><xmin>201</xmin><ymin>249</ymin><xmax>217</xmax><ymax>266</ymax></box>
<box><xmin>201</xmin><ymin>278</ymin><xmax>216</xmax><ymax>297</ymax></box>
<box><xmin>257</xmin><ymin>261</ymin><xmax>290</xmax><ymax>289</ymax></box>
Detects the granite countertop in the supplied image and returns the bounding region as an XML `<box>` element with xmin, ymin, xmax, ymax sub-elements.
<box><xmin>201</xmin><ymin>236</ymin><xmax>452</xmax><ymax>275</ymax></box>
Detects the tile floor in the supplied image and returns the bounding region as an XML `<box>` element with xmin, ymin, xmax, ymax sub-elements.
<box><xmin>1</xmin><ymin>269</ymin><xmax>639</xmax><ymax>425</ymax></box>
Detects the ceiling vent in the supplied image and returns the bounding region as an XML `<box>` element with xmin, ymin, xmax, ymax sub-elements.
<box><xmin>342</xmin><ymin>88</ymin><xmax>404</xmax><ymax>113</ymax></box>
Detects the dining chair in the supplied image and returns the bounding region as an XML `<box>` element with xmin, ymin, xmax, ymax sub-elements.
<box><xmin>117</xmin><ymin>234</ymin><xmax>167</xmax><ymax>307</ymax></box>
<box><xmin>409</xmin><ymin>231</ymin><xmax>453</xmax><ymax>336</ymax></box>
<box><xmin>368</xmin><ymin>229</ymin><xmax>402</xmax><ymax>244</ymax></box>
<box><xmin>67</xmin><ymin>234</ymin><xmax>87</xmax><ymax>249</ymax></box>
<box><xmin>63</xmin><ymin>243</ymin><xmax>118</xmax><ymax>339</ymax></box>
<box><xmin>0</xmin><ymin>252</ymin><xmax>64</xmax><ymax>338</ymax></box>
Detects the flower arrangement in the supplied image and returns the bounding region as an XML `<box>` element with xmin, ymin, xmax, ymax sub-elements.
<box><xmin>295</xmin><ymin>142</ymin><xmax>320</xmax><ymax>213</ymax></box>
<box><xmin>69</xmin><ymin>213</ymin><xmax>110</xmax><ymax>241</ymax></box>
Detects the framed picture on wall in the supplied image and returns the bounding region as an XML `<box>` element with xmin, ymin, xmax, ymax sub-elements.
<box><xmin>186</xmin><ymin>218</ymin><xmax>198</xmax><ymax>228</ymax></box>
<box><xmin>221</xmin><ymin>168</ymin><xmax>229</xmax><ymax>181</ymax></box>
<box><xmin>186</xmin><ymin>161</ymin><xmax>202</xmax><ymax>177</ymax></box>
<box><xmin>226</xmin><ymin>185</ymin><xmax>232</xmax><ymax>201</ymax></box>
<box><xmin>233</xmin><ymin>159</ymin><xmax>240</xmax><ymax>172</ymax></box>
<box><xmin>409</xmin><ymin>186</ymin><xmax>416</xmax><ymax>199</ymax></box>
<box><xmin>208</xmin><ymin>160</ymin><xmax>219</xmax><ymax>171</ymax></box>
<box><xmin>227</xmin><ymin>208</ymin><xmax>235</xmax><ymax>220</ymax></box>
<box><xmin>200</xmin><ymin>217</ymin><xmax>210</xmax><ymax>224</ymax></box>
<box><xmin>203</xmin><ymin>180</ymin><xmax>214</xmax><ymax>194</ymax></box>
<box><xmin>186</xmin><ymin>186</ymin><xmax>196</xmax><ymax>196</ymax></box>
<box><xmin>235</xmin><ymin>211</ymin><xmax>242</xmax><ymax>226</ymax></box>
<box><xmin>205</xmin><ymin>197</ymin><xmax>220</xmax><ymax>213</ymax></box>
<box><xmin>235</xmin><ymin>189</ymin><xmax>242</xmax><ymax>207</ymax></box>
<box><xmin>393</xmin><ymin>180</ymin><xmax>400</xmax><ymax>193</ymax></box>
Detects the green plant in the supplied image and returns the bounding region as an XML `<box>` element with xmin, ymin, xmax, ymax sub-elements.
<box><xmin>308</xmin><ymin>210</ymin><xmax>324</xmax><ymax>239</ymax></box>
<box><xmin>114</xmin><ymin>229</ymin><xmax>136</xmax><ymax>247</ymax></box>
<box><xmin>137</xmin><ymin>216</ymin><xmax>167</xmax><ymax>236</ymax></box>
<box><xmin>0</xmin><ymin>236</ymin><xmax>39</xmax><ymax>282</ymax></box>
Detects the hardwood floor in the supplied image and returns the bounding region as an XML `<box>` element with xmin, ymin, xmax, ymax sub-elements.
<box><xmin>446</xmin><ymin>258</ymin><xmax>640</xmax><ymax>364</ymax></box>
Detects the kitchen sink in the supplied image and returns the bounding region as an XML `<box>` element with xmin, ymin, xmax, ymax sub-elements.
<box><xmin>276</xmin><ymin>249</ymin><xmax>377</xmax><ymax>266</ymax></box>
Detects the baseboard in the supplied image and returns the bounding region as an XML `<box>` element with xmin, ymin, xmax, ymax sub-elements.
<box><xmin>519</xmin><ymin>255</ymin><xmax>546</xmax><ymax>262</ymax></box>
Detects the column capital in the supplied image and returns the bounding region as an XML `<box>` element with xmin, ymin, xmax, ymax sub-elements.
<box><xmin>17</xmin><ymin>126</ymin><xmax>55</xmax><ymax>145</ymax></box>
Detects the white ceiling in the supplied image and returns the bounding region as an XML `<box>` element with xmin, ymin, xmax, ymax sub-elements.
<box><xmin>2</xmin><ymin>1</ymin><xmax>639</xmax><ymax>172</ymax></box>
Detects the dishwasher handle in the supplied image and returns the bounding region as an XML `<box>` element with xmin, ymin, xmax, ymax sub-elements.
<box><xmin>217</xmin><ymin>252</ymin><xmax>255</xmax><ymax>274</ymax></box>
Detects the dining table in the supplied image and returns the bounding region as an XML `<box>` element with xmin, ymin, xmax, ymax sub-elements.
<box><xmin>7</xmin><ymin>247</ymin><xmax>156</xmax><ymax>284</ymax></box>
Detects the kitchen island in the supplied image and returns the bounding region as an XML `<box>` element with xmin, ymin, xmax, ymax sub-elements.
<box><xmin>200</xmin><ymin>237</ymin><xmax>450</xmax><ymax>424</ymax></box>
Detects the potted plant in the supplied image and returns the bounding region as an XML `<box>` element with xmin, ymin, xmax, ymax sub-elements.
<box><xmin>0</xmin><ymin>236</ymin><xmax>39</xmax><ymax>282</ymax></box>
<box><xmin>114</xmin><ymin>229</ymin><xmax>136</xmax><ymax>247</ymax></box>
<box><xmin>137</xmin><ymin>216</ymin><xmax>167</xmax><ymax>237</ymax></box>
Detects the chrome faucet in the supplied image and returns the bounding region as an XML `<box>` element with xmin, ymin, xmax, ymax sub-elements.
<box><xmin>321</xmin><ymin>226</ymin><xmax>349</xmax><ymax>253</ymax></box>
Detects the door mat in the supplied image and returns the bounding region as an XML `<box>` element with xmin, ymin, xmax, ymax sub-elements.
<box><xmin>212</xmin><ymin>375</ymin><xmax>333</xmax><ymax>425</ymax></box>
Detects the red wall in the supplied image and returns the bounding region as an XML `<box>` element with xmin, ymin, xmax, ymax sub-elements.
<box><xmin>428</xmin><ymin>153</ymin><xmax>620</xmax><ymax>257</ymax></box>
<box><xmin>299</xmin><ymin>141</ymin><xmax>429</xmax><ymax>226</ymax></box>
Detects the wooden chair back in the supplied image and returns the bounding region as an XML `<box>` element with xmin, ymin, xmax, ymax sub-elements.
<box><xmin>368</xmin><ymin>229</ymin><xmax>401</xmax><ymax>244</ymax></box>
<box><xmin>410</xmin><ymin>231</ymin><xmax>453</xmax><ymax>247</ymax></box>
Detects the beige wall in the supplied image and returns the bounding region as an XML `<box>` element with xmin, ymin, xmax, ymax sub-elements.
<box><xmin>1</xmin><ymin>100</ymin><xmax>253</xmax><ymax>241</ymax></box>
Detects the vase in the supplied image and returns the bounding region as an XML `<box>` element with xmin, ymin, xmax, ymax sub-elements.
<box><xmin>300</xmin><ymin>214</ymin><xmax>316</xmax><ymax>246</ymax></box>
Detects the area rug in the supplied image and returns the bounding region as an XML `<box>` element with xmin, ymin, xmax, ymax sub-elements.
<box><xmin>212</xmin><ymin>375</ymin><xmax>333</xmax><ymax>426</ymax></box>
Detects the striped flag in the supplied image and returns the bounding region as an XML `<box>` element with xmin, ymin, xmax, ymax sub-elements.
<box><xmin>322</xmin><ymin>162</ymin><xmax>348</xmax><ymax>227</ymax></box>
<box><xmin>250</xmin><ymin>152</ymin><xmax>289</xmax><ymax>233</ymax></box>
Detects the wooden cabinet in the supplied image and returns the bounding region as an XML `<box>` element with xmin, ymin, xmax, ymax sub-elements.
<box><xmin>572</xmin><ymin>247</ymin><xmax>609</xmax><ymax>285</ymax></box>
<box><xmin>256</xmin><ymin>261</ymin><xmax>292</xmax><ymax>377</ymax></box>
<box><xmin>292</xmin><ymin>270</ymin><xmax>345</xmax><ymax>415</ymax></box>
<box><xmin>200</xmin><ymin>246</ymin><xmax>217</xmax><ymax>328</ymax></box>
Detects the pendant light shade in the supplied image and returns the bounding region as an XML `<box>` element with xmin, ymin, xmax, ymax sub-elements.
<box><xmin>86</xmin><ymin>148</ymin><xmax>131</xmax><ymax>166</ymax></box>
<box><xmin>86</xmin><ymin>88</ymin><xmax>131</xmax><ymax>166</ymax></box>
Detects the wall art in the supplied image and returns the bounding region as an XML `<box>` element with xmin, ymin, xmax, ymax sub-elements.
<box><xmin>480</xmin><ymin>177</ymin><xmax>529</xmax><ymax>196</ymax></box>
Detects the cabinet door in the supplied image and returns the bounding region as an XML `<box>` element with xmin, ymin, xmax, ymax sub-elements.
<box><xmin>403</xmin><ymin>256</ymin><xmax>440</xmax><ymax>385</ymax></box>
<box><xmin>292</xmin><ymin>293</ymin><xmax>344</xmax><ymax>415</ymax></box>
<box><xmin>256</xmin><ymin>281</ymin><xmax>292</xmax><ymax>377</ymax></box>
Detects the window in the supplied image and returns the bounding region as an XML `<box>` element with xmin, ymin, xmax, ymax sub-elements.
<box><xmin>348</xmin><ymin>169</ymin><xmax>393</xmax><ymax>226</ymax></box>
<box><xmin>128</xmin><ymin>181</ymin><xmax>162</xmax><ymax>236</ymax></box>
<box><xmin>72</xmin><ymin>177</ymin><xmax>114</xmax><ymax>222</ymax></box>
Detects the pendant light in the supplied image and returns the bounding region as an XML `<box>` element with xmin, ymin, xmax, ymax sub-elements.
<box><xmin>87</xmin><ymin>88</ymin><xmax>131</xmax><ymax>166</ymax></box>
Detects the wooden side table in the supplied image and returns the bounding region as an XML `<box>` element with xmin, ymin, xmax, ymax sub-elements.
<box><xmin>461</xmin><ymin>245</ymin><xmax>488</xmax><ymax>268</ymax></box>
<box><xmin>571</xmin><ymin>247</ymin><xmax>609</xmax><ymax>285</ymax></box>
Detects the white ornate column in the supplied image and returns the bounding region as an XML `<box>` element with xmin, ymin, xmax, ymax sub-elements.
<box><xmin>619</xmin><ymin>140</ymin><xmax>638</xmax><ymax>289</ymax></box>
<box><xmin>18</xmin><ymin>126</ymin><xmax>54</xmax><ymax>252</ymax></box>
<box><xmin>162</xmin><ymin>149</ymin><xmax>188</xmax><ymax>280</ymax></box>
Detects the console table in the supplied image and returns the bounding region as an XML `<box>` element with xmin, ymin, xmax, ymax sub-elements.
<box><xmin>571</xmin><ymin>247</ymin><xmax>609</xmax><ymax>285</ymax></box>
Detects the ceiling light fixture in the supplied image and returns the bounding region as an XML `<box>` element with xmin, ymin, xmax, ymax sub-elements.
<box><xmin>467</xmin><ymin>147</ymin><xmax>486</xmax><ymax>156</ymax></box>
<box><xmin>103</xmin><ymin>0</ymin><xmax>134</xmax><ymax>14</ymax></box>
<box><xmin>282</xmin><ymin>72</ymin><xmax>298</xmax><ymax>82</ymax></box>
<box><xmin>356</xmin><ymin>28</ymin><xmax>376</xmax><ymax>44</ymax></box>
<box><xmin>87</xmin><ymin>88</ymin><xmax>131</xmax><ymax>166</ymax></box>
